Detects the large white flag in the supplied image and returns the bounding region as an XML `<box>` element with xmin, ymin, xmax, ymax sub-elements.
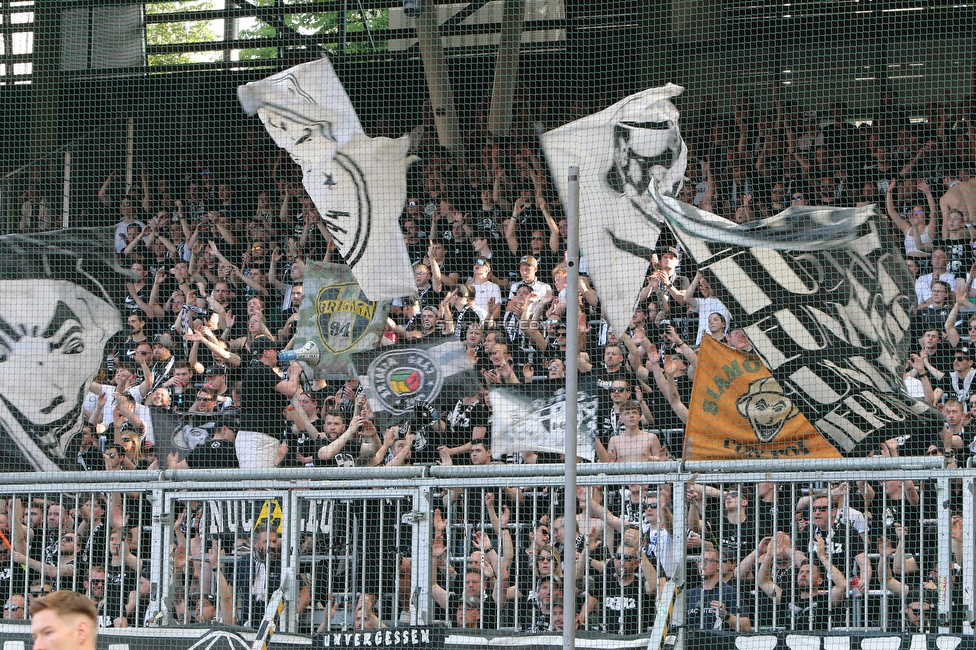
<box><xmin>540</xmin><ymin>84</ymin><xmax>687</xmax><ymax>338</ymax></box>
<box><xmin>238</xmin><ymin>58</ymin><xmax>417</xmax><ymax>302</ymax></box>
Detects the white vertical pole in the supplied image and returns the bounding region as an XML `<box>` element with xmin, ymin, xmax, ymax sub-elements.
<box><xmin>61</xmin><ymin>150</ymin><xmax>71</xmax><ymax>228</ymax></box>
<box><xmin>563</xmin><ymin>165</ymin><xmax>580</xmax><ymax>650</ymax></box>
<box><xmin>937</xmin><ymin>476</ymin><xmax>952</xmax><ymax>633</ymax></box>
<box><xmin>963</xmin><ymin>476</ymin><xmax>974</xmax><ymax>635</ymax></box>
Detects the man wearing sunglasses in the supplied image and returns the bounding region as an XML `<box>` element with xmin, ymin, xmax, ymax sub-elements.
<box><xmin>794</xmin><ymin>491</ymin><xmax>870</xmax><ymax>599</ymax></box>
<box><xmin>928</xmin><ymin>346</ymin><xmax>976</xmax><ymax>407</ymax></box>
<box><xmin>3</xmin><ymin>593</ymin><xmax>26</xmax><ymax>620</ymax></box>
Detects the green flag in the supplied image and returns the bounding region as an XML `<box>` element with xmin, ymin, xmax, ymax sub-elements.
<box><xmin>294</xmin><ymin>261</ymin><xmax>390</xmax><ymax>380</ymax></box>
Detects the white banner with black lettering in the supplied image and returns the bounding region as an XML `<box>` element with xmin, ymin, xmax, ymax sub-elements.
<box><xmin>490</xmin><ymin>385</ymin><xmax>598</xmax><ymax>461</ymax></box>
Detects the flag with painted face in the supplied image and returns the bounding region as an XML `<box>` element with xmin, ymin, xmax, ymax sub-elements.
<box><xmin>652</xmin><ymin>187</ymin><xmax>943</xmax><ymax>457</ymax></box>
<box><xmin>0</xmin><ymin>228</ymin><xmax>127</xmax><ymax>471</ymax></box>
<box><xmin>294</xmin><ymin>261</ymin><xmax>389</xmax><ymax>380</ymax></box>
<box><xmin>238</xmin><ymin>57</ymin><xmax>417</xmax><ymax>302</ymax></box>
<box><xmin>685</xmin><ymin>336</ymin><xmax>842</xmax><ymax>460</ymax></box>
<box><xmin>540</xmin><ymin>84</ymin><xmax>688</xmax><ymax>339</ymax></box>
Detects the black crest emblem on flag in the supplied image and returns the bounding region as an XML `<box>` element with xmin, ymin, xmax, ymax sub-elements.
<box><xmin>354</xmin><ymin>339</ymin><xmax>479</xmax><ymax>432</ymax></box>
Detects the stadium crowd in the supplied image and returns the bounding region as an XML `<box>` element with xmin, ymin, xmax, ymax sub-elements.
<box><xmin>2</xmin><ymin>84</ymin><xmax>975</xmax><ymax>635</ymax></box>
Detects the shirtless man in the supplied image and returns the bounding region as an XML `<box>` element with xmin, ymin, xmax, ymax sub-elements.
<box><xmin>607</xmin><ymin>400</ymin><xmax>665</xmax><ymax>462</ymax></box>
<box><xmin>941</xmin><ymin>168</ymin><xmax>976</xmax><ymax>225</ymax></box>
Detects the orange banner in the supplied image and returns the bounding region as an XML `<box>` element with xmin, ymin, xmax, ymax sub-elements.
<box><xmin>685</xmin><ymin>336</ymin><xmax>841</xmax><ymax>460</ymax></box>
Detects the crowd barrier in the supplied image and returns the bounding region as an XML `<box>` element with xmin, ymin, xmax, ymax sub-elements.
<box><xmin>1</xmin><ymin>458</ymin><xmax>970</xmax><ymax>645</ymax></box>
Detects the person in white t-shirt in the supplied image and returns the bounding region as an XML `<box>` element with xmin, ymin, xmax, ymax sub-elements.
<box><xmin>684</xmin><ymin>272</ymin><xmax>730</xmax><ymax>346</ymax></box>
<box><xmin>469</xmin><ymin>257</ymin><xmax>502</xmax><ymax>323</ymax></box>
<box><xmin>83</xmin><ymin>361</ymin><xmax>153</xmax><ymax>426</ymax></box>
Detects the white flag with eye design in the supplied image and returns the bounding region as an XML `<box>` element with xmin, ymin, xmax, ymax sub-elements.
<box><xmin>239</xmin><ymin>57</ymin><xmax>418</xmax><ymax>302</ymax></box>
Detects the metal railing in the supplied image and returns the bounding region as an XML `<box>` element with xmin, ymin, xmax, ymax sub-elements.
<box><xmin>0</xmin><ymin>457</ymin><xmax>968</xmax><ymax>640</ymax></box>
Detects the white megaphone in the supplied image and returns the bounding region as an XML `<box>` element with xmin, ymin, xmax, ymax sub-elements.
<box><xmin>278</xmin><ymin>340</ymin><xmax>321</xmax><ymax>366</ymax></box>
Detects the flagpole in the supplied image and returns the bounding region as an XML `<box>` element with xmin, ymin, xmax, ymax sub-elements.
<box><xmin>563</xmin><ymin>165</ymin><xmax>580</xmax><ymax>650</ymax></box>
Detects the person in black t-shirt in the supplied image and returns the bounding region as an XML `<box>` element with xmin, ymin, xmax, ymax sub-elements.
<box><xmin>103</xmin><ymin>530</ymin><xmax>142</xmax><ymax>627</ymax></box>
<box><xmin>76</xmin><ymin>425</ymin><xmax>105</xmax><ymax>472</ymax></box>
<box><xmin>795</xmin><ymin>492</ymin><xmax>870</xmax><ymax>589</ymax></box>
<box><xmin>686</xmin><ymin>546</ymin><xmax>751</xmax><ymax>632</ymax></box>
<box><xmin>316</xmin><ymin>408</ymin><xmax>369</xmax><ymax>468</ymax></box>
<box><xmin>236</xmin><ymin>336</ymin><xmax>302</xmax><ymax>468</ymax></box>
<box><xmin>438</xmin><ymin>391</ymin><xmax>490</xmax><ymax>461</ymax></box>
<box><xmin>169</xmin><ymin>417</ymin><xmax>239</xmax><ymax>469</ymax></box>
<box><xmin>590</xmin><ymin>542</ymin><xmax>657</xmax><ymax>635</ymax></box>
<box><xmin>755</xmin><ymin>481</ymin><xmax>797</xmax><ymax>540</ymax></box>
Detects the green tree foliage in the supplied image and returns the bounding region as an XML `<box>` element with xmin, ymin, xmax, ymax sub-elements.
<box><xmin>145</xmin><ymin>0</ymin><xmax>388</xmax><ymax>65</ymax></box>
<box><xmin>146</xmin><ymin>0</ymin><xmax>222</xmax><ymax>66</ymax></box>
<box><xmin>237</xmin><ymin>7</ymin><xmax>389</xmax><ymax>60</ymax></box>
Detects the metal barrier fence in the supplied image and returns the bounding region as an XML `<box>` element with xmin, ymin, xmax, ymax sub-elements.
<box><xmin>0</xmin><ymin>459</ymin><xmax>970</xmax><ymax>639</ymax></box>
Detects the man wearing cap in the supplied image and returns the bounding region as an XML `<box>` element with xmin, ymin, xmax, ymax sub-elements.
<box><xmin>649</xmin><ymin>246</ymin><xmax>690</xmax><ymax>306</ymax></box>
<box><xmin>236</xmin><ymin>336</ymin><xmax>304</xmax><ymax>468</ymax></box>
<box><xmin>508</xmin><ymin>255</ymin><xmax>552</xmax><ymax>303</ymax></box>
<box><xmin>203</xmin><ymin>366</ymin><xmax>233</xmax><ymax>410</ymax></box>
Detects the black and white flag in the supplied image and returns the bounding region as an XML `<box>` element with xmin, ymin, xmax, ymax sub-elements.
<box><xmin>0</xmin><ymin>228</ymin><xmax>127</xmax><ymax>471</ymax></box>
<box><xmin>490</xmin><ymin>386</ymin><xmax>598</xmax><ymax>461</ymax></box>
<box><xmin>652</xmin><ymin>187</ymin><xmax>943</xmax><ymax>456</ymax></box>
<box><xmin>238</xmin><ymin>58</ymin><xmax>417</xmax><ymax>302</ymax></box>
<box><xmin>540</xmin><ymin>84</ymin><xmax>688</xmax><ymax>338</ymax></box>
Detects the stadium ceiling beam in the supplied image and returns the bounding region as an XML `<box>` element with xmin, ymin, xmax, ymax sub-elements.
<box><xmin>394</xmin><ymin>0</ymin><xmax>491</xmax><ymax>57</ymax></box>
<box><xmin>439</xmin><ymin>0</ymin><xmax>491</xmax><ymax>31</ymax></box>
<box><xmin>64</xmin><ymin>38</ymin><xmax>566</xmax><ymax>78</ymax></box>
